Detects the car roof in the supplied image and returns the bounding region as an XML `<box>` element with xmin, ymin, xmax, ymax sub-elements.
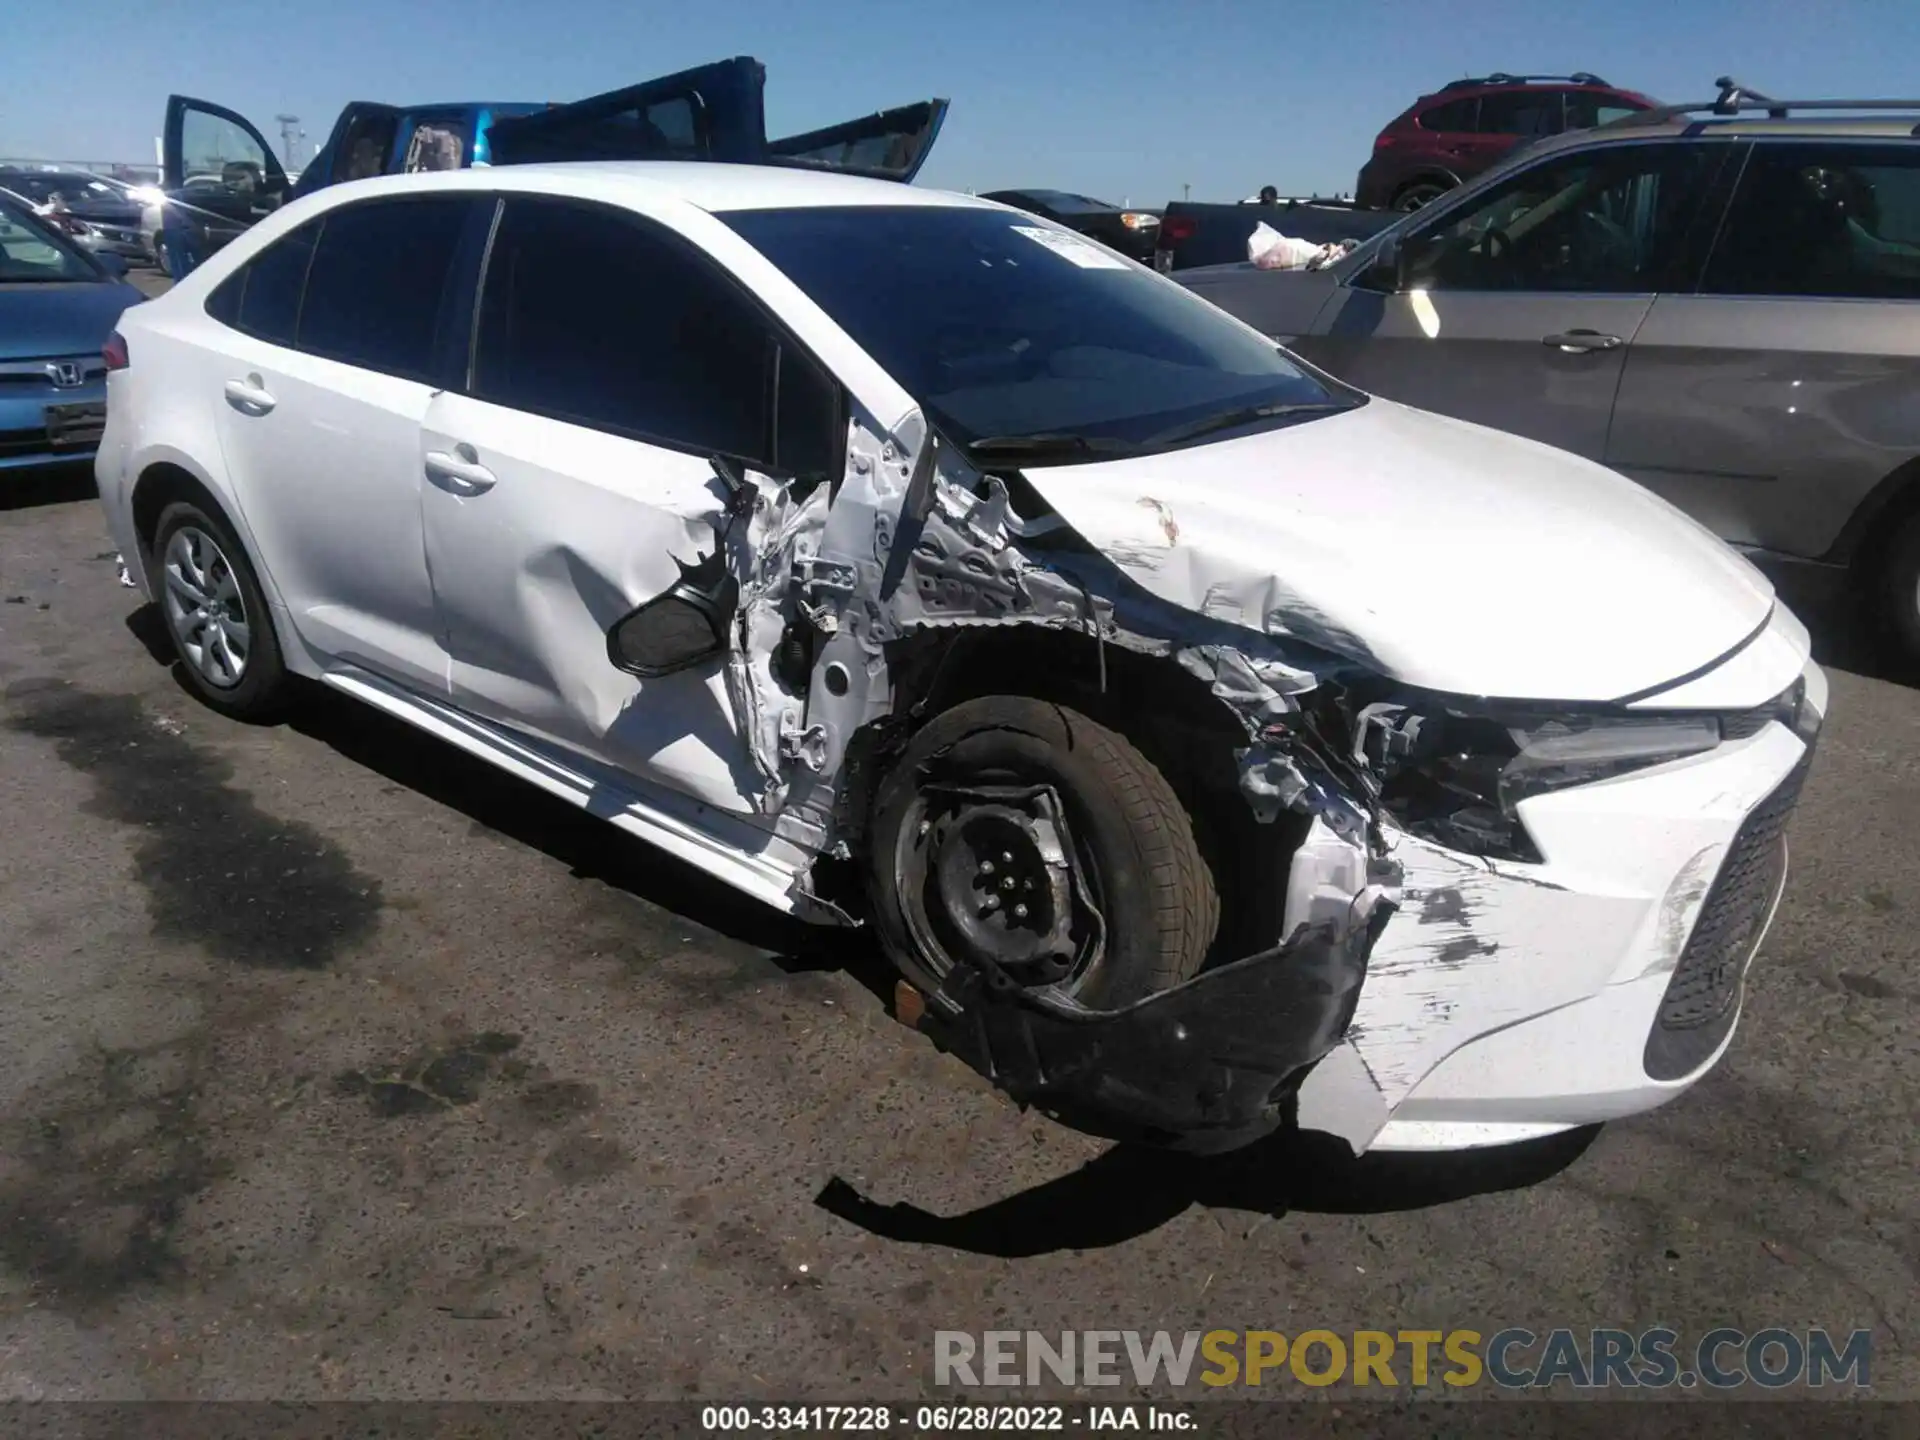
<box><xmin>1511</xmin><ymin>113</ymin><xmax>1920</xmax><ymax>163</ymax></box>
<box><xmin>318</xmin><ymin>161</ymin><xmax>1000</xmax><ymax>214</ymax></box>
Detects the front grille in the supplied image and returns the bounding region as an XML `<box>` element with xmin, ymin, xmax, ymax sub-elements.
<box><xmin>1644</xmin><ymin>748</ymin><xmax>1811</xmax><ymax>1080</ymax></box>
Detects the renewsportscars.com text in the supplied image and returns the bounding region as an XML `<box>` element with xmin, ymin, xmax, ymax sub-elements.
<box><xmin>934</xmin><ymin>1327</ymin><xmax>1873</xmax><ymax>1390</ymax></box>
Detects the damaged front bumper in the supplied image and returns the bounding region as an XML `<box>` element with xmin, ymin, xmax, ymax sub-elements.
<box><xmin>913</xmin><ymin>895</ymin><xmax>1396</xmax><ymax>1153</ymax></box>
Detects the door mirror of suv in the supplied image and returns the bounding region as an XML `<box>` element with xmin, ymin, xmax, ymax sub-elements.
<box><xmin>606</xmin><ymin>549</ymin><xmax>740</xmax><ymax>679</ymax></box>
<box><xmin>1356</xmin><ymin>235</ymin><xmax>1405</xmax><ymax>293</ymax></box>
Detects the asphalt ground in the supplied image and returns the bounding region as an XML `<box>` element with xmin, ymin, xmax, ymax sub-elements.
<box><xmin>0</xmin><ymin>267</ymin><xmax>1913</xmax><ymax>1409</ymax></box>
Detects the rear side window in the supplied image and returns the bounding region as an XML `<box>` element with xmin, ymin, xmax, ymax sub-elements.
<box><xmin>298</xmin><ymin>196</ymin><xmax>472</xmax><ymax>380</ymax></box>
<box><xmin>1477</xmin><ymin>91</ymin><xmax>1566</xmax><ymax>138</ymax></box>
<box><xmin>1418</xmin><ymin>98</ymin><xmax>1479</xmax><ymax>133</ymax></box>
<box><xmin>471</xmin><ymin>198</ymin><xmax>777</xmax><ymax>462</ymax></box>
<box><xmin>232</xmin><ymin>219</ymin><xmax>320</xmax><ymax>345</ymax></box>
<box><xmin>1702</xmin><ymin>143</ymin><xmax>1920</xmax><ymax>300</ymax></box>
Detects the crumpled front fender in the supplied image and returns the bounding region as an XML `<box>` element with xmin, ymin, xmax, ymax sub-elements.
<box><xmin>916</xmin><ymin>901</ymin><xmax>1395</xmax><ymax>1153</ymax></box>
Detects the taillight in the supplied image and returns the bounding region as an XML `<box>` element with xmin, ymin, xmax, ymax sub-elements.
<box><xmin>1374</xmin><ymin>132</ymin><xmax>1401</xmax><ymax>150</ymax></box>
<box><xmin>103</xmin><ymin>331</ymin><xmax>129</xmax><ymax>372</ymax></box>
<box><xmin>1161</xmin><ymin>214</ymin><xmax>1198</xmax><ymax>244</ymax></box>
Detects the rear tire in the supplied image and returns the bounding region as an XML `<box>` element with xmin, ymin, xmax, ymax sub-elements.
<box><xmin>151</xmin><ymin>500</ymin><xmax>291</xmax><ymax>721</ymax></box>
<box><xmin>866</xmin><ymin>696</ymin><xmax>1218</xmax><ymax>1010</ymax></box>
<box><xmin>1393</xmin><ymin>178</ymin><xmax>1453</xmax><ymax>212</ymax></box>
<box><xmin>1878</xmin><ymin>510</ymin><xmax>1920</xmax><ymax>667</ymax></box>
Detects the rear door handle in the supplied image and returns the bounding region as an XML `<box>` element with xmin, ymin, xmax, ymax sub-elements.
<box><xmin>223</xmin><ymin>374</ymin><xmax>275</xmax><ymax>415</ymax></box>
<box><xmin>424</xmin><ymin>444</ymin><xmax>497</xmax><ymax>495</ymax></box>
<box><xmin>1542</xmin><ymin>329</ymin><xmax>1623</xmax><ymax>353</ymax></box>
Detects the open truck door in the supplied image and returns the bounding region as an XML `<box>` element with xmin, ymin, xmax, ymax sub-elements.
<box><xmin>484</xmin><ymin>58</ymin><xmax>768</xmax><ymax>167</ymax></box>
<box><xmin>768</xmin><ymin>99</ymin><xmax>947</xmax><ymax>182</ymax></box>
<box><xmin>162</xmin><ymin>94</ymin><xmax>291</xmax><ymax>225</ymax></box>
<box><xmin>485</xmin><ymin>56</ymin><xmax>947</xmax><ymax>181</ymax></box>
<box><xmin>298</xmin><ymin>102</ymin><xmax>410</xmax><ymax>197</ymax></box>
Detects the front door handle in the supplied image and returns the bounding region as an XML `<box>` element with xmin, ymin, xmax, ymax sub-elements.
<box><xmin>424</xmin><ymin>444</ymin><xmax>497</xmax><ymax>495</ymax></box>
<box><xmin>223</xmin><ymin>374</ymin><xmax>275</xmax><ymax>415</ymax></box>
<box><xmin>1542</xmin><ymin>329</ymin><xmax>1623</xmax><ymax>353</ymax></box>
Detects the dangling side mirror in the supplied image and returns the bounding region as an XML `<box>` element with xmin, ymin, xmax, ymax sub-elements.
<box><xmin>605</xmin><ymin>548</ymin><xmax>740</xmax><ymax>679</ymax></box>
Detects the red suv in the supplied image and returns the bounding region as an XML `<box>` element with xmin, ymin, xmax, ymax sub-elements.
<box><xmin>1355</xmin><ymin>73</ymin><xmax>1656</xmax><ymax>211</ymax></box>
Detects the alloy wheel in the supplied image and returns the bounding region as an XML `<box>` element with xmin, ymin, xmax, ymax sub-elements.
<box><xmin>161</xmin><ymin>526</ymin><xmax>250</xmax><ymax>689</ymax></box>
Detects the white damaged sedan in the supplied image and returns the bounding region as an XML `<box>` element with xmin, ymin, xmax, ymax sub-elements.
<box><xmin>94</xmin><ymin>161</ymin><xmax>1824</xmax><ymax>1153</ymax></box>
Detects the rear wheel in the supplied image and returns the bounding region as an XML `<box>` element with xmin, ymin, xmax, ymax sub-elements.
<box><xmin>866</xmin><ymin>696</ymin><xmax>1218</xmax><ymax>1010</ymax></box>
<box><xmin>1878</xmin><ymin>510</ymin><xmax>1920</xmax><ymax>667</ymax></box>
<box><xmin>152</xmin><ymin>501</ymin><xmax>291</xmax><ymax>720</ymax></box>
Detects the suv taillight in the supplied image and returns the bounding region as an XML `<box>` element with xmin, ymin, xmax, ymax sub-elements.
<box><xmin>103</xmin><ymin>331</ymin><xmax>129</xmax><ymax>372</ymax></box>
<box><xmin>1160</xmin><ymin>214</ymin><xmax>1198</xmax><ymax>244</ymax></box>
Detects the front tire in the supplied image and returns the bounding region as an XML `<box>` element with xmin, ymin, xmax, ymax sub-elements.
<box><xmin>152</xmin><ymin>501</ymin><xmax>291</xmax><ymax>720</ymax></box>
<box><xmin>866</xmin><ymin>696</ymin><xmax>1218</xmax><ymax>1010</ymax></box>
<box><xmin>1878</xmin><ymin>510</ymin><xmax>1920</xmax><ymax>667</ymax></box>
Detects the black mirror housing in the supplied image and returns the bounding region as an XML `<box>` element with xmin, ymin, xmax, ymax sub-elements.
<box><xmin>606</xmin><ymin>549</ymin><xmax>739</xmax><ymax>679</ymax></box>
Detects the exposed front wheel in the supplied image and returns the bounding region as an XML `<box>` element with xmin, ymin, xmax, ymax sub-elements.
<box><xmin>866</xmin><ymin>696</ymin><xmax>1218</xmax><ymax>1010</ymax></box>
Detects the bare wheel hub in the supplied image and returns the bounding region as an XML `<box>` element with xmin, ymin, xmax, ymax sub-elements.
<box><xmin>900</xmin><ymin>782</ymin><xmax>1105</xmax><ymax>989</ymax></box>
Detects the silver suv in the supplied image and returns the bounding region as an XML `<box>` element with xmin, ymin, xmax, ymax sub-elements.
<box><xmin>1180</xmin><ymin>81</ymin><xmax>1920</xmax><ymax>662</ymax></box>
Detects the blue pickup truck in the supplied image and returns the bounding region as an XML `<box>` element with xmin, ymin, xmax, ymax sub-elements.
<box><xmin>158</xmin><ymin>56</ymin><xmax>948</xmax><ymax>277</ymax></box>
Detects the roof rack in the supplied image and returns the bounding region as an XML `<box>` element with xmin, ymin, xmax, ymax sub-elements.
<box><xmin>1606</xmin><ymin>75</ymin><xmax>1920</xmax><ymax>128</ymax></box>
<box><xmin>1440</xmin><ymin>72</ymin><xmax>1608</xmax><ymax>92</ymax></box>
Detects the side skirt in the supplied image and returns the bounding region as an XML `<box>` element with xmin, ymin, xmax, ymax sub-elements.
<box><xmin>319</xmin><ymin>666</ymin><xmax>820</xmax><ymax>918</ymax></box>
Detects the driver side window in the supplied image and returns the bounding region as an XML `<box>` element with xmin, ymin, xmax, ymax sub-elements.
<box><xmin>1402</xmin><ymin>143</ymin><xmax>1719</xmax><ymax>294</ymax></box>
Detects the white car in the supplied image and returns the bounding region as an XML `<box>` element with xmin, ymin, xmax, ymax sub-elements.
<box><xmin>94</xmin><ymin>161</ymin><xmax>1825</xmax><ymax>1156</ymax></box>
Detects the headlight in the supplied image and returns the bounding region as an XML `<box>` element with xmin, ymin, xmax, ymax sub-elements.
<box><xmin>1364</xmin><ymin>708</ymin><xmax>1723</xmax><ymax>863</ymax></box>
<box><xmin>1120</xmin><ymin>212</ymin><xmax>1160</xmax><ymax>230</ymax></box>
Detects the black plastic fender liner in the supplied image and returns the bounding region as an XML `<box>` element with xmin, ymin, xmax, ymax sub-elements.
<box><xmin>919</xmin><ymin>903</ymin><xmax>1394</xmax><ymax>1154</ymax></box>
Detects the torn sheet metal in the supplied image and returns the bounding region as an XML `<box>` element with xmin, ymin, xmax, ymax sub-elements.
<box><xmin>719</xmin><ymin>473</ymin><xmax>827</xmax><ymax>812</ymax></box>
<box><xmin>918</xmin><ymin>891</ymin><xmax>1396</xmax><ymax>1152</ymax></box>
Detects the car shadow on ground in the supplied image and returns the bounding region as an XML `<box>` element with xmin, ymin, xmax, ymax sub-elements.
<box><xmin>816</xmin><ymin>1123</ymin><xmax>1601</xmax><ymax>1254</ymax></box>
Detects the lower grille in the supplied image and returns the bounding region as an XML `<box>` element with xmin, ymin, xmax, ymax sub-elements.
<box><xmin>1643</xmin><ymin>748</ymin><xmax>1811</xmax><ymax>1081</ymax></box>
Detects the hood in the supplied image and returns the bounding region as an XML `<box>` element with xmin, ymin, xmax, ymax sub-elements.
<box><xmin>1020</xmin><ymin>398</ymin><xmax>1774</xmax><ymax>703</ymax></box>
<box><xmin>0</xmin><ymin>280</ymin><xmax>141</xmax><ymax>362</ymax></box>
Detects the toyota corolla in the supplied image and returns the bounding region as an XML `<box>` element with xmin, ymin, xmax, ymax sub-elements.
<box><xmin>94</xmin><ymin>162</ymin><xmax>1824</xmax><ymax>1154</ymax></box>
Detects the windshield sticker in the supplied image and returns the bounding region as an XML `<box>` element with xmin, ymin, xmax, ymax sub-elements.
<box><xmin>1009</xmin><ymin>225</ymin><xmax>1130</xmax><ymax>270</ymax></box>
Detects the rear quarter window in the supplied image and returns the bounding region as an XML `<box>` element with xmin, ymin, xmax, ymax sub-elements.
<box><xmin>229</xmin><ymin>219</ymin><xmax>321</xmax><ymax>346</ymax></box>
<box><xmin>1418</xmin><ymin>98</ymin><xmax>1479</xmax><ymax>133</ymax></box>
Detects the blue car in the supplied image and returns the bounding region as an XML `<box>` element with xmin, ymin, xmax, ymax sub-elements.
<box><xmin>160</xmin><ymin>56</ymin><xmax>948</xmax><ymax>278</ymax></box>
<box><xmin>0</xmin><ymin>194</ymin><xmax>142</xmax><ymax>472</ymax></box>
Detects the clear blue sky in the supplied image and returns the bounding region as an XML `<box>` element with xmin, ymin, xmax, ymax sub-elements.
<box><xmin>6</xmin><ymin>0</ymin><xmax>1919</xmax><ymax>203</ymax></box>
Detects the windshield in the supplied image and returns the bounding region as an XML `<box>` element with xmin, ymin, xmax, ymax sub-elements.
<box><xmin>0</xmin><ymin>201</ymin><xmax>100</xmax><ymax>282</ymax></box>
<box><xmin>722</xmin><ymin>205</ymin><xmax>1357</xmax><ymax>461</ymax></box>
